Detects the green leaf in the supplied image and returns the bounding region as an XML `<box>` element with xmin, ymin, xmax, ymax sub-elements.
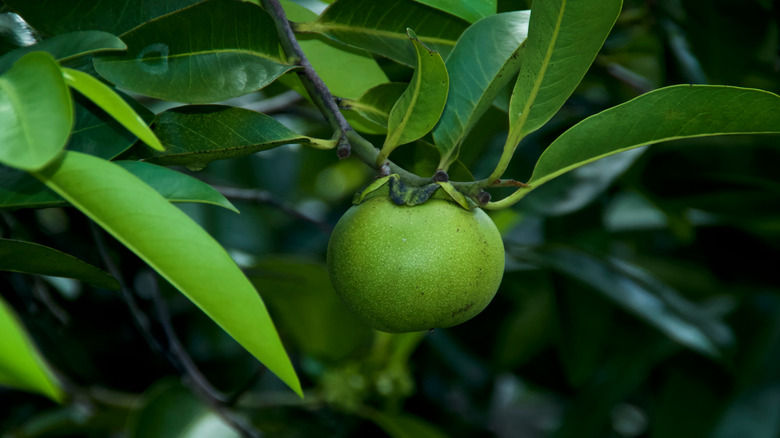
<box><xmin>0</xmin><ymin>238</ymin><xmax>118</xmax><ymax>289</ymax></box>
<box><xmin>0</xmin><ymin>295</ymin><xmax>64</xmax><ymax>402</ymax></box>
<box><xmin>505</xmin><ymin>86</ymin><xmax>780</xmax><ymax>204</ymax></box>
<box><xmin>433</xmin><ymin>11</ymin><xmax>530</xmax><ymax>168</ymax></box>
<box><xmin>507</xmin><ymin>0</ymin><xmax>622</xmax><ymax>144</ymax></box>
<box><xmin>296</xmin><ymin>0</ymin><xmax>469</xmax><ymax>66</ymax></box>
<box><xmin>32</xmin><ymin>151</ymin><xmax>302</xmax><ymax>396</ymax></box>
<box><xmin>62</xmin><ymin>68</ymin><xmax>163</xmax><ymax>151</ymax></box>
<box><xmin>92</xmin><ymin>0</ymin><xmax>296</xmax><ymax>103</ymax></box>
<box><xmin>0</xmin><ymin>51</ymin><xmax>72</xmax><ymax>171</ymax></box>
<box><xmin>0</xmin><ymin>161</ymin><xmax>238</xmax><ymax>212</ymax></box>
<box><xmin>144</xmin><ymin>105</ymin><xmax>329</xmax><ymax>170</ymax></box>
<box><xmin>0</xmin><ymin>31</ymin><xmax>126</xmax><ymax>74</ymax></box>
<box><xmin>382</xmin><ymin>29</ymin><xmax>448</xmax><ymax>154</ymax></box>
<box><xmin>344</xmin><ymin>82</ymin><xmax>407</xmax><ymax>128</ymax></box>
<box><xmin>249</xmin><ymin>258</ymin><xmax>372</xmax><ymax>363</ymax></box>
<box><xmin>2</xmin><ymin>0</ymin><xmax>202</xmax><ymax>36</ymax></box>
<box><xmin>412</xmin><ymin>0</ymin><xmax>495</xmax><ymax>23</ymax></box>
<box><xmin>518</xmin><ymin>245</ymin><xmax>735</xmax><ymax>359</ymax></box>
<box><xmin>127</xmin><ymin>380</ymin><xmax>239</xmax><ymax>438</ymax></box>
<box><xmin>68</xmin><ymin>92</ymin><xmax>156</xmax><ymax>160</ymax></box>
<box><xmin>361</xmin><ymin>408</ymin><xmax>449</xmax><ymax>438</ymax></box>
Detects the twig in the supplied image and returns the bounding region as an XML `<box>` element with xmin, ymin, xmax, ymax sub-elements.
<box><xmin>261</xmin><ymin>0</ymin><xmax>352</xmax><ymax>157</ymax></box>
<box><xmin>147</xmin><ymin>275</ymin><xmax>262</xmax><ymax>438</ymax></box>
<box><xmin>489</xmin><ymin>179</ymin><xmax>532</xmax><ymax>188</ymax></box>
<box><xmin>91</xmin><ymin>223</ymin><xmax>166</xmax><ymax>357</ymax></box>
<box><xmin>213</xmin><ymin>185</ymin><xmax>333</xmax><ymax>233</ymax></box>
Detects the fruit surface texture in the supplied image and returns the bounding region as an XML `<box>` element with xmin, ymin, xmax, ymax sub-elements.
<box><xmin>327</xmin><ymin>195</ymin><xmax>505</xmax><ymax>333</ymax></box>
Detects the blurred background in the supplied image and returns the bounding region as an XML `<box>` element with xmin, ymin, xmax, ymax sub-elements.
<box><xmin>1</xmin><ymin>0</ymin><xmax>779</xmax><ymax>436</ymax></box>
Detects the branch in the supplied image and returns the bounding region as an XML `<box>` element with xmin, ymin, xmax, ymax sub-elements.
<box><xmin>213</xmin><ymin>185</ymin><xmax>333</xmax><ymax>233</ymax></box>
<box><xmin>261</xmin><ymin>0</ymin><xmax>352</xmax><ymax>158</ymax></box>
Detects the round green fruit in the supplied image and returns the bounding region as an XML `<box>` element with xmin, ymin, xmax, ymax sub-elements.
<box><xmin>327</xmin><ymin>195</ymin><xmax>505</xmax><ymax>333</ymax></box>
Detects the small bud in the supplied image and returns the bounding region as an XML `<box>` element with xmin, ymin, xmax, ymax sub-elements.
<box><xmin>379</xmin><ymin>162</ymin><xmax>391</xmax><ymax>177</ymax></box>
<box><xmin>433</xmin><ymin>169</ymin><xmax>449</xmax><ymax>182</ymax></box>
<box><xmin>477</xmin><ymin>191</ymin><xmax>491</xmax><ymax>205</ymax></box>
<box><xmin>337</xmin><ymin>143</ymin><xmax>351</xmax><ymax>159</ymax></box>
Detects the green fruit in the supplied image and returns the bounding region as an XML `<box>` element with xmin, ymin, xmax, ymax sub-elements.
<box><xmin>327</xmin><ymin>195</ymin><xmax>505</xmax><ymax>333</ymax></box>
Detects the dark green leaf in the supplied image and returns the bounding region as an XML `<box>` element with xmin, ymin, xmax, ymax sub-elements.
<box><xmin>0</xmin><ymin>161</ymin><xmax>237</xmax><ymax>212</ymax></box>
<box><xmin>2</xmin><ymin>0</ymin><xmax>203</xmax><ymax>36</ymax></box>
<box><xmin>67</xmin><ymin>91</ymin><xmax>155</xmax><ymax>160</ymax></box>
<box><xmin>249</xmin><ymin>258</ymin><xmax>372</xmax><ymax>363</ymax></box>
<box><xmin>344</xmin><ymin>82</ymin><xmax>407</xmax><ymax>129</ymax></box>
<box><xmin>32</xmin><ymin>151</ymin><xmax>302</xmax><ymax>396</ymax></box>
<box><xmin>127</xmin><ymin>380</ymin><xmax>239</xmax><ymax>438</ymax></box>
<box><xmin>145</xmin><ymin>105</ymin><xmax>329</xmax><ymax>169</ymax></box>
<box><xmin>0</xmin><ymin>31</ymin><xmax>126</xmax><ymax>74</ymax></box>
<box><xmin>0</xmin><ymin>238</ymin><xmax>118</xmax><ymax>289</ymax></box>
<box><xmin>383</xmin><ymin>29</ymin><xmax>449</xmax><ymax>153</ymax></box>
<box><xmin>517</xmin><ymin>245</ymin><xmax>735</xmax><ymax>359</ymax></box>
<box><xmin>412</xmin><ymin>0</ymin><xmax>495</xmax><ymax>23</ymax></box>
<box><xmin>361</xmin><ymin>407</ymin><xmax>449</xmax><ymax>438</ymax></box>
<box><xmin>93</xmin><ymin>0</ymin><xmax>296</xmax><ymax>103</ymax></box>
<box><xmin>507</xmin><ymin>0</ymin><xmax>622</xmax><ymax>143</ymax></box>
<box><xmin>62</xmin><ymin>68</ymin><xmax>162</xmax><ymax>151</ymax></box>
<box><xmin>0</xmin><ymin>51</ymin><xmax>72</xmax><ymax>171</ymax></box>
<box><xmin>0</xmin><ymin>295</ymin><xmax>64</xmax><ymax>402</ymax></box>
<box><xmin>433</xmin><ymin>11</ymin><xmax>530</xmax><ymax>168</ymax></box>
<box><xmin>296</xmin><ymin>0</ymin><xmax>469</xmax><ymax>66</ymax></box>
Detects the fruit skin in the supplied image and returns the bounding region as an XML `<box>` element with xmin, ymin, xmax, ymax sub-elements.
<box><xmin>327</xmin><ymin>195</ymin><xmax>505</xmax><ymax>333</ymax></box>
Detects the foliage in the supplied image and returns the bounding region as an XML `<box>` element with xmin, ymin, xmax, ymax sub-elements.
<box><xmin>1</xmin><ymin>0</ymin><xmax>779</xmax><ymax>436</ymax></box>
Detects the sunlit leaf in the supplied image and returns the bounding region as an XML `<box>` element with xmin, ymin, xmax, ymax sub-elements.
<box><xmin>498</xmin><ymin>86</ymin><xmax>780</xmax><ymax>205</ymax></box>
<box><xmin>0</xmin><ymin>295</ymin><xmax>64</xmax><ymax>402</ymax></box>
<box><xmin>383</xmin><ymin>29</ymin><xmax>448</xmax><ymax>155</ymax></box>
<box><xmin>93</xmin><ymin>0</ymin><xmax>296</xmax><ymax>103</ymax></box>
<box><xmin>295</xmin><ymin>0</ymin><xmax>469</xmax><ymax>66</ymax></box>
<box><xmin>507</xmin><ymin>0</ymin><xmax>622</xmax><ymax>144</ymax></box>
<box><xmin>143</xmin><ymin>105</ymin><xmax>329</xmax><ymax>169</ymax></box>
<box><xmin>0</xmin><ymin>51</ymin><xmax>72</xmax><ymax>171</ymax></box>
<box><xmin>412</xmin><ymin>0</ymin><xmax>495</xmax><ymax>23</ymax></box>
<box><xmin>32</xmin><ymin>151</ymin><xmax>301</xmax><ymax>396</ymax></box>
<box><xmin>433</xmin><ymin>11</ymin><xmax>530</xmax><ymax>168</ymax></box>
<box><xmin>0</xmin><ymin>31</ymin><xmax>126</xmax><ymax>74</ymax></box>
<box><xmin>62</xmin><ymin>68</ymin><xmax>162</xmax><ymax>151</ymax></box>
<box><xmin>0</xmin><ymin>238</ymin><xmax>118</xmax><ymax>289</ymax></box>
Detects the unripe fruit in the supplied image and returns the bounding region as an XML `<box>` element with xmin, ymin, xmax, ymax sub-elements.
<box><xmin>327</xmin><ymin>195</ymin><xmax>505</xmax><ymax>333</ymax></box>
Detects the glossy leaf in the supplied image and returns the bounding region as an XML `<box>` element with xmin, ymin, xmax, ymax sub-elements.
<box><xmin>500</xmin><ymin>86</ymin><xmax>780</xmax><ymax>205</ymax></box>
<box><xmin>128</xmin><ymin>380</ymin><xmax>239</xmax><ymax>438</ymax></box>
<box><xmin>0</xmin><ymin>161</ymin><xmax>237</xmax><ymax>211</ymax></box>
<box><xmin>296</xmin><ymin>0</ymin><xmax>469</xmax><ymax>66</ymax></box>
<box><xmin>0</xmin><ymin>295</ymin><xmax>64</xmax><ymax>402</ymax></box>
<box><xmin>383</xmin><ymin>29</ymin><xmax>448</xmax><ymax>153</ymax></box>
<box><xmin>519</xmin><ymin>245</ymin><xmax>734</xmax><ymax>359</ymax></box>
<box><xmin>32</xmin><ymin>151</ymin><xmax>302</xmax><ymax>396</ymax></box>
<box><xmin>344</xmin><ymin>82</ymin><xmax>407</xmax><ymax>128</ymax></box>
<box><xmin>413</xmin><ymin>0</ymin><xmax>495</xmax><ymax>23</ymax></box>
<box><xmin>507</xmin><ymin>0</ymin><xmax>622</xmax><ymax>144</ymax></box>
<box><xmin>0</xmin><ymin>31</ymin><xmax>126</xmax><ymax>74</ymax></box>
<box><xmin>433</xmin><ymin>11</ymin><xmax>530</xmax><ymax>168</ymax></box>
<box><xmin>144</xmin><ymin>105</ymin><xmax>330</xmax><ymax>169</ymax></box>
<box><xmin>62</xmin><ymin>68</ymin><xmax>163</xmax><ymax>151</ymax></box>
<box><xmin>68</xmin><ymin>92</ymin><xmax>156</xmax><ymax>160</ymax></box>
<box><xmin>2</xmin><ymin>0</ymin><xmax>202</xmax><ymax>36</ymax></box>
<box><xmin>93</xmin><ymin>0</ymin><xmax>296</xmax><ymax>103</ymax></box>
<box><xmin>0</xmin><ymin>238</ymin><xmax>118</xmax><ymax>289</ymax></box>
<box><xmin>0</xmin><ymin>52</ymin><xmax>72</xmax><ymax>171</ymax></box>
